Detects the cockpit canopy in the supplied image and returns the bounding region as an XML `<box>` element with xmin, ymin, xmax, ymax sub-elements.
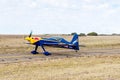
<box><xmin>45</xmin><ymin>37</ymin><xmax>70</xmax><ymax>44</ymax></box>
<box><xmin>46</xmin><ymin>37</ymin><xmax>62</xmax><ymax>41</ymax></box>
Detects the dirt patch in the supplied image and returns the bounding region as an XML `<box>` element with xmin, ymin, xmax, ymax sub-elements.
<box><xmin>0</xmin><ymin>48</ymin><xmax>120</xmax><ymax>64</ymax></box>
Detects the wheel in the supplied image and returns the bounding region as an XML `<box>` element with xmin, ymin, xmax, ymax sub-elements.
<box><xmin>43</xmin><ymin>52</ymin><xmax>51</xmax><ymax>56</ymax></box>
<box><xmin>31</xmin><ymin>51</ymin><xmax>39</xmax><ymax>54</ymax></box>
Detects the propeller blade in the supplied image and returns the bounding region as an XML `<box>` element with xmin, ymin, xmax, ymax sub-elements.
<box><xmin>29</xmin><ymin>31</ymin><xmax>32</xmax><ymax>37</ymax></box>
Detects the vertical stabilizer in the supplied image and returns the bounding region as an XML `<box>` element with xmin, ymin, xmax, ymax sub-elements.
<box><xmin>70</xmin><ymin>34</ymin><xmax>79</xmax><ymax>50</ymax></box>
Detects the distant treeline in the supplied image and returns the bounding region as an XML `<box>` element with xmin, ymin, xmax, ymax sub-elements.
<box><xmin>71</xmin><ymin>32</ymin><xmax>120</xmax><ymax>36</ymax></box>
<box><xmin>1</xmin><ymin>32</ymin><xmax>120</xmax><ymax>37</ymax></box>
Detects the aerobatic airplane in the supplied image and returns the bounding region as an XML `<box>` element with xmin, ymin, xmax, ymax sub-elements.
<box><xmin>25</xmin><ymin>32</ymin><xmax>79</xmax><ymax>56</ymax></box>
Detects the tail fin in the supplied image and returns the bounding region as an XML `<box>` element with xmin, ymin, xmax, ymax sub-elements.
<box><xmin>70</xmin><ymin>33</ymin><xmax>79</xmax><ymax>50</ymax></box>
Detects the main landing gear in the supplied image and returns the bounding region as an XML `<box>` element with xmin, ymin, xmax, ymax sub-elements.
<box><xmin>31</xmin><ymin>45</ymin><xmax>51</xmax><ymax>56</ymax></box>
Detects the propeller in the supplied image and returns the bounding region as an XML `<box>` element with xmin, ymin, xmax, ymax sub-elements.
<box><xmin>25</xmin><ymin>30</ymin><xmax>33</xmax><ymax>40</ymax></box>
<box><xmin>29</xmin><ymin>31</ymin><xmax>32</xmax><ymax>37</ymax></box>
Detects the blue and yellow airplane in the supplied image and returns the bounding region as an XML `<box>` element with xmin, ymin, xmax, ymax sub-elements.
<box><xmin>25</xmin><ymin>32</ymin><xmax>79</xmax><ymax>56</ymax></box>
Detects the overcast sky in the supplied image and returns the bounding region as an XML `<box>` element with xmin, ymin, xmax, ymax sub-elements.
<box><xmin>0</xmin><ymin>0</ymin><xmax>120</xmax><ymax>34</ymax></box>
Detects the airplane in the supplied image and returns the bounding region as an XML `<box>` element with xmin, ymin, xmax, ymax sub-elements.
<box><xmin>25</xmin><ymin>32</ymin><xmax>79</xmax><ymax>56</ymax></box>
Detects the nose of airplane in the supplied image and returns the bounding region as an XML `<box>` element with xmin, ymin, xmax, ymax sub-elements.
<box><xmin>25</xmin><ymin>37</ymin><xmax>31</xmax><ymax>41</ymax></box>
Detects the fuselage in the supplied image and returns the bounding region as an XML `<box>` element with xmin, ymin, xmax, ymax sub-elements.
<box><xmin>25</xmin><ymin>36</ymin><xmax>75</xmax><ymax>49</ymax></box>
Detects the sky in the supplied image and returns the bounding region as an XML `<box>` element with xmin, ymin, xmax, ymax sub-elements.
<box><xmin>0</xmin><ymin>0</ymin><xmax>120</xmax><ymax>34</ymax></box>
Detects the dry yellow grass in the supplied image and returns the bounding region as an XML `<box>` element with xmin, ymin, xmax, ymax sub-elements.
<box><xmin>80</xmin><ymin>36</ymin><xmax>120</xmax><ymax>49</ymax></box>
<box><xmin>0</xmin><ymin>35</ymin><xmax>32</xmax><ymax>54</ymax></box>
<box><xmin>0</xmin><ymin>56</ymin><xmax>120</xmax><ymax>80</ymax></box>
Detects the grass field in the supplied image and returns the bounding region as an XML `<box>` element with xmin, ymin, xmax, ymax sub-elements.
<box><xmin>1</xmin><ymin>56</ymin><xmax>120</xmax><ymax>80</ymax></box>
<box><xmin>1</xmin><ymin>35</ymin><xmax>120</xmax><ymax>80</ymax></box>
<box><xmin>80</xmin><ymin>36</ymin><xmax>120</xmax><ymax>49</ymax></box>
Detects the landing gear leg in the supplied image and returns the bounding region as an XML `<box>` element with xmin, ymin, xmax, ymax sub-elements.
<box><xmin>41</xmin><ymin>46</ymin><xmax>51</xmax><ymax>56</ymax></box>
<box><xmin>31</xmin><ymin>45</ymin><xmax>39</xmax><ymax>54</ymax></box>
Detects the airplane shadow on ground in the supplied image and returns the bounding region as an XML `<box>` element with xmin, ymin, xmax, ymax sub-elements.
<box><xmin>49</xmin><ymin>50</ymin><xmax>82</xmax><ymax>57</ymax></box>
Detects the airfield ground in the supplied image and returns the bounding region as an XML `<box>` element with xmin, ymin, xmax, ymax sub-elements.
<box><xmin>0</xmin><ymin>35</ymin><xmax>120</xmax><ymax>80</ymax></box>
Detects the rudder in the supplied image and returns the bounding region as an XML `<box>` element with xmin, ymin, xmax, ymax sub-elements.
<box><xmin>70</xmin><ymin>33</ymin><xmax>79</xmax><ymax>50</ymax></box>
